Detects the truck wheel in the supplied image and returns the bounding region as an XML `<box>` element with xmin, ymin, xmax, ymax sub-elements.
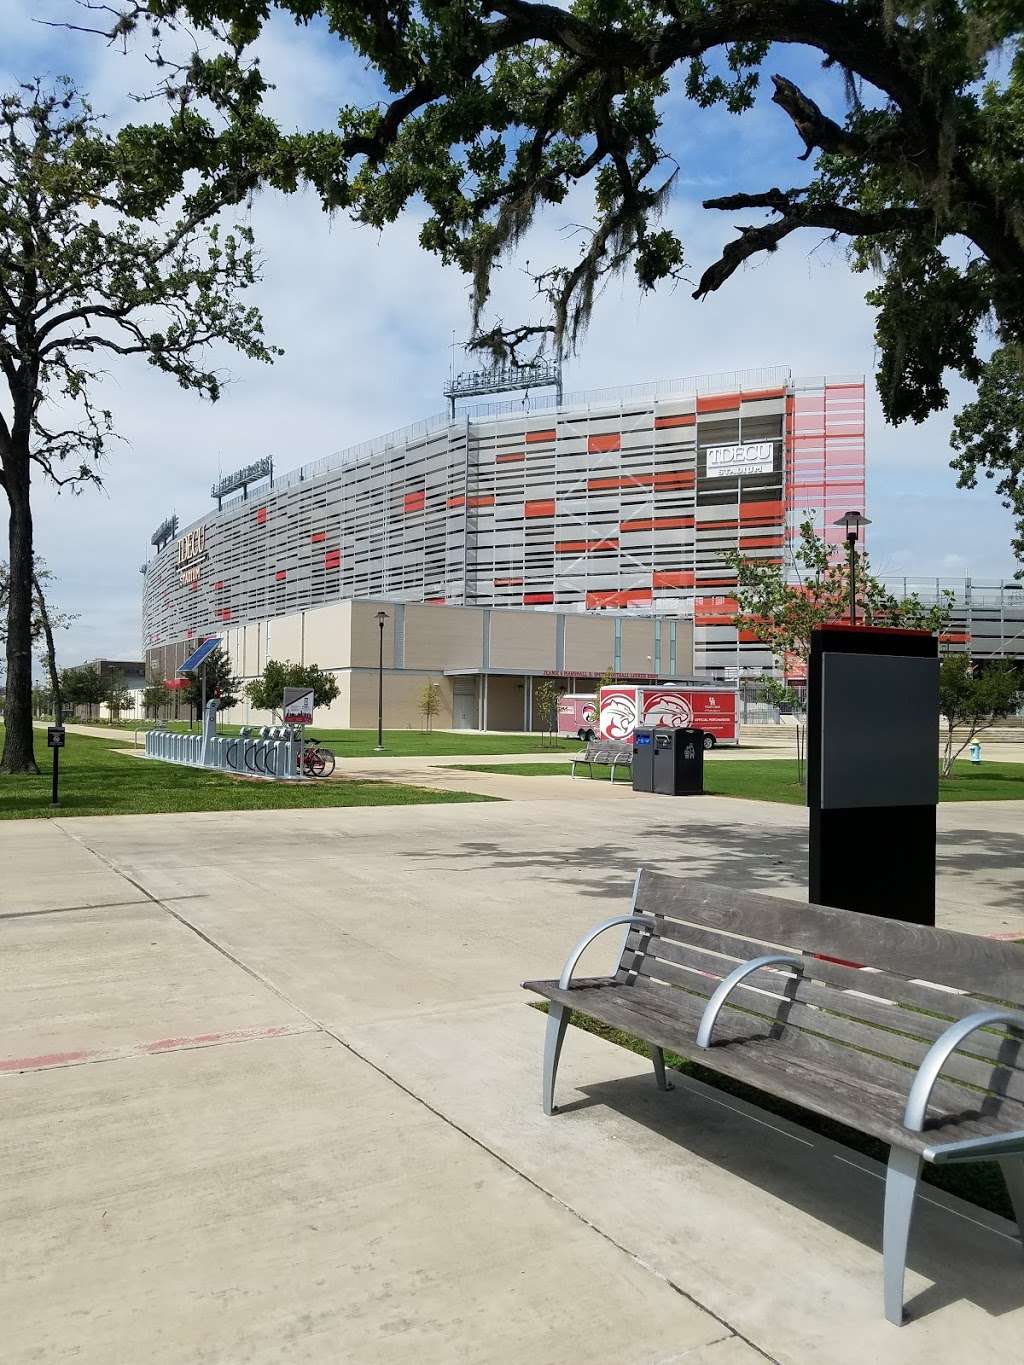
<box><xmin>703</xmin><ymin>734</ymin><xmax>716</xmax><ymax>750</ymax></box>
<box><xmin>577</xmin><ymin>728</ymin><xmax>588</xmax><ymax>741</ymax></box>
<box><xmin>586</xmin><ymin>728</ymin><xmax>596</xmax><ymax>741</ymax></box>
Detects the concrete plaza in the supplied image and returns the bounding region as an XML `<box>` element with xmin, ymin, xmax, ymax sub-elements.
<box><xmin>3</xmin><ymin>782</ymin><xmax>1023</xmax><ymax>1362</ymax></box>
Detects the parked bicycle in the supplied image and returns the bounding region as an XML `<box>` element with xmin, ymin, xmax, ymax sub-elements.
<box><xmin>298</xmin><ymin>736</ymin><xmax>336</xmax><ymax>777</ymax></box>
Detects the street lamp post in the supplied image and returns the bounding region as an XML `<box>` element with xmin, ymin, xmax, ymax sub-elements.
<box><xmin>375</xmin><ymin>609</ymin><xmax>388</xmax><ymax>751</ymax></box>
<box><xmin>834</xmin><ymin>511</ymin><xmax>871</xmax><ymax>624</ymax></box>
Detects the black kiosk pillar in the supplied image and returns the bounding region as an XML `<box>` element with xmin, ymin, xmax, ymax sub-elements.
<box><xmin>807</xmin><ymin>625</ymin><xmax>938</xmax><ymax>926</ymax></box>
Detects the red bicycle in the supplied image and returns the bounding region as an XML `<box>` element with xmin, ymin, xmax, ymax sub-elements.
<box><xmin>298</xmin><ymin>737</ymin><xmax>336</xmax><ymax>777</ymax></box>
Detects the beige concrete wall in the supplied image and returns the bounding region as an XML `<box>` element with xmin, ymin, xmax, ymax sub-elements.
<box><xmin>564</xmin><ymin>616</ymin><xmax>616</xmax><ymax>674</ymax></box>
<box><xmin>350</xmin><ymin>601</ymin><xmax>396</xmax><ymax>670</ymax></box>
<box><xmin>303</xmin><ymin>602</ymin><xmax>353</xmax><ymax>670</ymax></box>
<box><xmin>403</xmin><ymin>604</ymin><xmax>484</xmax><ymax>671</ymax></box>
<box><xmin>267</xmin><ymin>613</ymin><xmax>303</xmax><ymax>668</ymax></box>
<box><xmin>675</xmin><ymin>620</ymin><xmax>695</xmax><ymax>675</ymax></box>
<box><xmin>487</xmin><ymin>609</ymin><xmax>558</xmax><ymax>670</ymax></box>
<box><xmin>619</xmin><ymin>617</ymin><xmax>657</xmax><ymax>673</ymax></box>
<box><xmin>348</xmin><ymin>669</ymin><xmax>452</xmax><ymax>730</ymax></box>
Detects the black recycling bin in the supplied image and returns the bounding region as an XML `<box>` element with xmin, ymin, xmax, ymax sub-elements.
<box><xmin>631</xmin><ymin>727</ymin><xmax>656</xmax><ymax>792</ymax></box>
<box><xmin>653</xmin><ymin>727</ymin><xmax>705</xmax><ymax>795</ymax></box>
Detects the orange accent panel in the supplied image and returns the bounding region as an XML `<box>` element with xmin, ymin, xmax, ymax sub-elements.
<box><xmin>652</xmin><ymin>470</ymin><xmax>695</xmax><ymax>488</ymax></box>
<box><xmin>255</xmin><ymin>507</ymin><xmax>267</xmax><ymax>525</ymax></box>
<box><xmin>212</xmin><ymin>581</ymin><xmax>224</xmax><ymax>591</ymax></box>
<box><xmin>740</xmin><ymin>500</ymin><xmax>784</xmax><ymax>520</ymax></box>
<box><xmin>524</xmin><ymin>499</ymin><xmax>555</xmax><ymax>518</ymax></box>
<box><xmin>447</xmin><ymin>495</ymin><xmax>465</xmax><ymax>508</ymax></box>
<box><xmin>425</xmin><ymin>596</ymin><xmax>445</xmax><ymax>604</ymax></box>
<box><xmin>740</xmin><ymin>388</ymin><xmax>785</xmax><ymax>402</ymax></box>
<box><xmin>621</xmin><ymin>516</ymin><xmax>694</xmax><ymax>532</ymax></box>
<box><xmin>496</xmin><ymin>453</ymin><xmax>525</xmax><ymax>463</ymax></box>
<box><xmin>310</xmin><ymin>531</ymin><xmax>327</xmax><ymax>543</ymax></box>
<box><xmin>523</xmin><ymin>592</ymin><xmax>553</xmax><ymax>605</ymax></box>
<box><xmin>324</xmin><ymin>549</ymin><xmax>341</xmax><ymax>570</ymax></box>
<box><xmin>696</xmin><ymin>393</ymin><xmax>740</xmax><ymax>414</ymax></box>
<box><xmin>525</xmin><ymin>429</ymin><xmax>555</xmax><ymax>444</ymax></box>
<box><xmin>654</xmin><ymin>413</ymin><xmax>695</xmax><ymax>429</ymax></box>
<box><xmin>588</xmin><ymin>433</ymin><xmax>621</xmax><ymax>454</ymax></box>
<box><xmin>555</xmin><ymin>538</ymin><xmax>619</xmax><ymax>554</ymax></box>
<box><xmin>701</xmin><ymin>519</ymin><xmax>739</xmax><ymax>531</ymax></box>
<box><xmin>652</xmin><ymin>571</ymin><xmax>695</xmax><ymax>589</ymax></box>
<box><xmin>494</xmin><ymin>577</ymin><xmax>524</xmax><ymax>587</ymax></box>
<box><xmin>740</xmin><ymin>535</ymin><xmax>785</xmax><ymax>549</ymax></box>
<box><xmin>468</xmin><ymin>494</ymin><xmax>495</xmax><ymax>508</ymax></box>
<box><xmin>275</xmin><ymin>570</ymin><xmax>287</xmax><ymax>581</ymax></box>
<box><xmin>404</xmin><ymin>490</ymin><xmax>425</xmax><ymax>513</ymax></box>
<box><xmin>738</xmin><ymin>629</ymin><xmax>762</xmax><ymax>643</ymax></box>
<box><xmin>586</xmin><ymin>588</ymin><xmax>653</xmax><ymax>609</ymax></box>
<box><xmin>696</xmin><ymin>578</ymin><xmax>738</xmax><ymax>588</ymax></box>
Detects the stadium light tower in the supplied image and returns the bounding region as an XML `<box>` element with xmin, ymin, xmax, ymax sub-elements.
<box><xmin>834</xmin><ymin>511</ymin><xmax>871</xmax><ymax>624</ymax></box>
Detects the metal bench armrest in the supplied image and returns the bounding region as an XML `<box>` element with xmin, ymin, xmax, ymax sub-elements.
<box><xmin>903</xmin><ymin>1009</ymin><xmax>1024</xmax><ymax>1133</ymax></box>
<box><xmin>696</xmin><ymin>954</ymin><xmax>804</xmax><ymax>1049</ymax></box>
<box><xmin>558</xmin><ymin>914</ymin><xmax>654</xmax><ymax>990</ymax></box>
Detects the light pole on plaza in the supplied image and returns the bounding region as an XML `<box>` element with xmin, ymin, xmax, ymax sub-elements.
<box><xmin>834</xmin><ymin>511</ymin><xmax>871</xmax><ymax>624</ymax></box>
<box><xmin>375</xmin><ymin>609</ymin><xmax>388</xmax><ymax>751</ymax></box>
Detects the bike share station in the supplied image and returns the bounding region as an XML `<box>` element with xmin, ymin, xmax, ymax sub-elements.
<box><xmin>144</xmin><ymin>646</ymin><xmax>324</xmax><ymax>781</ymax></box>
<box><xmin>631</xmin><ymin>726</ymin><xmax>707</xmax><ymax>796</ymax></box>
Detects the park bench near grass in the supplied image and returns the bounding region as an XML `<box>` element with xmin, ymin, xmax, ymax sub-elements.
<box><xmin>523</xmin><ymin>871</ymin><xmax>1024</xmax><ymax>1326</ymax></box>
<box><xmin>570</xmin><ymin>739</ymin><xmax>632</xmax><ymax>782</ymax></box>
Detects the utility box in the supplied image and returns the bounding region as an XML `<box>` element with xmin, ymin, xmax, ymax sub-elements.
<box><xmin>631</xmin><ymin>727</ymin><xmax>656</xmax><ymax>792</ymax></box>
<box><xmin>653</xmin><ymin>727</ymin><xmax>706</xmax><ymax>795</ymax></box>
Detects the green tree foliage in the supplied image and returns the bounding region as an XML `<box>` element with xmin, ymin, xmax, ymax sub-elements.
<box><xmin>244</xmin><ymin>659</ymin><xmax>340</xmax><ymax>716</ymax></box>
<box><xmin>61</xmin><ymin>664</ymin><xmax>105</xmax><ymax>720</ymax></box>
<box><xmin>103</xmin><ymin>685</ymin><xmax>134</xmax><ymax>721</ymax></box>
<box><xmin>183</xmin><ymin>647</ymin><xmax>241</xmax><ymax>716</ymax></box>
<box><xmin>533</xmin><ymin>678</ymin><xmax>560</xmax><ymax>744</ymax></box>
<box><xmin>0</xmin><ymin>80</ymin><xmax>278</xmax><ymax>775</ymax></box>
<box><xmin>938</xmin><ymin>656</ymin><xmax>1021</xmax><ymax>776</ymax></box>
<box><xmin>418</xmin><ymin>681</ymin><xmax>442</xmax><ymax>732</ymax></box>
<box><xmin>96</xmin><ymin>3</ymin><xmax>1024</xmax><ymax>557</ymax></box>
<box><xmin>726</xmin><ymin>520</ymin><xmax>952</xmax><ymax>665</ymax></box>
<box><xmin>950</xmin><ymin>347</ymin><xmax>1024</xmax><ymax>569</ymax></box>
<box><xmin>143</xmin><ymin>680</ymin><xmax>171</xmax><ymax>719</ymax></box>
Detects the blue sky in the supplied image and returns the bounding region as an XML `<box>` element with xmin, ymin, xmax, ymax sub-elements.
<box><xmin>3</xmin><ymin>3</ymin><xmax>1017</xmax><ymax>665</ymax></box>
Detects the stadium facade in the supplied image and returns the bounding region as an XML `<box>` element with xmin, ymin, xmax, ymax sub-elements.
<box><xmin>143</xmin><ymin>366</ymin><xmax>868</xmax><ymax>692</ymax></box>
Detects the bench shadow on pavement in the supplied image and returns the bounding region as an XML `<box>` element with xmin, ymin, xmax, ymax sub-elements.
<box><xmin>567</xmin><ymin>1070</ymin><xmax>1023</xmax><ymax>1324</ymax></box>
<box><xmin>403</xmin><ymin>821</ymin><xmax>808</xmax><ymax>900</ymax></box>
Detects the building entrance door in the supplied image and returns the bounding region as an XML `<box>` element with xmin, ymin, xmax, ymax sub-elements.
<box><xmin>452</xmin><ymin>681</ymin><xmax>477</xmax><ymax>730</ymax></box>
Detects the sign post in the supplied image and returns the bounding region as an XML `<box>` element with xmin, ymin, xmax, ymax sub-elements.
<box><xmin>282</xmin><ymin>687</ymin><xmax>315</xmax><ymax>779</ymax></box>
<box><xmin>47</xmin><ymin>725</ymin><xmax>66</xmax><ymax>806</ymax></box>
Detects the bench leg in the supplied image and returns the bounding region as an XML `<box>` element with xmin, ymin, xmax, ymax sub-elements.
<box><xmin>883</xmin><ymin>1146</ymin><xmax>922</xmax><ymax>1325</ymax></box>
<box><xmin>999</xmin><ymin>1158</ymin><xmax>1024</xmax><ymax>1243</ymax></box>
<box><xmin>650</xmin><ymin>1045</ymin><xmax>672</xmax><ymax>1092</ymax></box>
<box><xmin>543</xmin><ymin>1003</ymin><xmax>570</xmax><ymax>1116</ymax></box>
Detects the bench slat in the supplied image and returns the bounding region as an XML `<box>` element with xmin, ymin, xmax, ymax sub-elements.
<box><xmin>635</xmin><ymin>874</ymin><xmax>1024</xmax><ymax>1005</ymax></box>
<box><xmin>527</xmin><ymin>978</ymin><xmax>1024</xmax><ymax>1154</ymax></box>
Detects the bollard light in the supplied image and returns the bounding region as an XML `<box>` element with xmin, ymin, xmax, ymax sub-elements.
<box><xmin>375</xmin><ymin>609</ymin><xmax>389</xmax><ymax>751</ymax></box>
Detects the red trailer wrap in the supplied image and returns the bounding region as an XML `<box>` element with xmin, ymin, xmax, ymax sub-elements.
<box><xmin>597</xmin><ymin>685</ymin><xmax>738</xmax><ymax>746</ymax></box>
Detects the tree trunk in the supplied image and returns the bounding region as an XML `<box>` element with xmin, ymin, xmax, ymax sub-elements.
<box><xmin>33</xmin><ymin>572</ymin><xmax>63</xmax><ymax>726</ymax></box>
<box><xmin>1</xmin><ymin>463</ymin><xmax>39</xmax><ymax>774</ymax></box>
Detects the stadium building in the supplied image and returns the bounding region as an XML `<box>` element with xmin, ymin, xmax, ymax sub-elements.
<box><xmin>143</xmin><ymin>365</ymin><xmax>873</xmax><ymax>726</ymax></box>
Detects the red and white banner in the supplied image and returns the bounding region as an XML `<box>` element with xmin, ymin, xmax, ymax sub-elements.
<box><xmin>598</xmin><ymin>686</ymin><xmax>737</xmax><ymax>743</ymax></box>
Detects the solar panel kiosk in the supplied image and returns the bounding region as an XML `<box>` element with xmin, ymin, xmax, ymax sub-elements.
<box><xmin>178</xmin><ymin>637</ymin><xmax>222</xmax><ymax>762</ymax></box>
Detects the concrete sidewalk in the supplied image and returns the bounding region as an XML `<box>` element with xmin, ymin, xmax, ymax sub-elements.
<box><xmin>3</xmin><ymin>799</ymin><xmax>1023</xmax><ymax>1362</ymax></box>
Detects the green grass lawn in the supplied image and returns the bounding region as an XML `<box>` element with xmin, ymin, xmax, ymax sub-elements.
<box><xmin>532</xmin><ymin>1003</ymin><xmax>1014</xmax><ymax>1221</ymax></box>
<box><xmin>52</xmin><ymin>719</ymin><xmax>579</xmax><ymax>758</ymax></box>
<box><xmin>453</xmin><ymin>757</ymin><xmax>1024</xmax><ymax>802</ymax></box>
<box><xmin>1</xmin><ymin>728</ymin><xmax>495</xmax><ymax>819</ymax></box>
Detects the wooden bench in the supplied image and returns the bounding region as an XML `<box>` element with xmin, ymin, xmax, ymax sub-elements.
<box><xmin>524</xmin><ymin>871</ymin><xmax>1024</xmax><ymax>1325</ymax></box>
<box><xmin>570</xmin><ymin>739</ymin><xmax>632</xmax><ymax>782</ymax></box>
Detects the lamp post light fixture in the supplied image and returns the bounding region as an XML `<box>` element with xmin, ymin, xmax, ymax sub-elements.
<box><xmin>375</xmin><ymin>609</ymin><xmax>388</xmax><ymax>751</ymax></box>
<box><xmin>834</xmin><ymin>511</ymin><xmax>872</xmax><ymax>624</ymax></box>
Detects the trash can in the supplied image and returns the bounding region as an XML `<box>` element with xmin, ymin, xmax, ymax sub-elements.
<box><xmin>969</xmin><ymin>741</ymin><xmax>982</xmax><ymax>764</ymax></box>
<box><xmin>631</xmin><ymin>727</ymin><xmax>656</xmax><ymax>792</ymax></box>
<box><xmin>653</xmin><ymin>727</ymin><xmax>706</xmax><ymax>795</ymax></box>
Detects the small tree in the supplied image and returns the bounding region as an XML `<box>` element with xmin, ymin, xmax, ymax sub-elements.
<box><xmin>1</xmin><ymin>559</ymin><xmax>76</xmax><ymax>724</ymax></box>
<box><xmin>104</xmin><ymin>686</ymin><xmax>133</xmax><ymax>722</ymax></box>
<box><xmin>61</xmin><ymin>665</ymin><xmax>105</xmax><ymax>721</ymax></box>
<box><xmin>726</xmin><ymin>521</ymin><xmax>953</xmax><ymax>667</ymax></box>
<box><xmin>31</xmin><ymin>685</ymin><xmax>54</xmax><ymax>717</ymax></box>
<box><xmin>596</xmin><ymin>668</ymin><xmax>616</xmax><ymax>692</ymax></box>
<box><xmin>533</xmin><ymin>680</ymin><xmax>560</xmax><ymax>747</ymax></box>
<box><xmin>244</xmin><ymin>659</ymin><xmax>340</xmax><ymax>717</ymax></box>
<box><xmin>182</xmin><ymin>648</ymin><xmax>241</xmax><ymax>723</ymax></box>
<box><xmin>143</xmin><ymin>680</ymin><xmax>171</xmax><ymax>720</ymax></box>
<box><xmin>418</xmin><ymin>682</ymin><xmax>441</xmax><ymax>733</ymax></box>
<box><xmin>938</xmin><ymin>657</ymin><xmax>1021</xmax><ymax>777</ymax></box>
